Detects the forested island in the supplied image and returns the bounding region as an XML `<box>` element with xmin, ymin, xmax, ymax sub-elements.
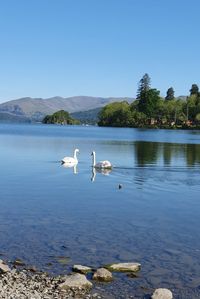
<box><xmin>42</xmin><ymin>110</ymin><xmax>80</xmax><ymax>125</ymax></box>
<box><xmin>98</xmin><ymin>74</ymin><xmax>200</xmax><ymax>129</ymax></box>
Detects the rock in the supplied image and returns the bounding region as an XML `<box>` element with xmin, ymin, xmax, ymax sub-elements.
<box><xmin>151</xmin><ymin>288</ymin><xmax>173</xmax><ymax>299</ymax></box>
<box><xmin>56</xmin><ymin>256</ymin><xmax>70</xmax><ymax>265</ymax></box>
<box><xmin>13</xmin><ymin>258</ymin><xmax>25</xmax><ymax>266</ymax></box>
<box><xmin>0</xmin><ymin>259</ymin><xmax>11</xmax><ymax>273</ymax></box>
<box><xmin>93</xmin><ymin>268</ymin><xmax>113</xmax><ymax>282</ymax></box>
<box><xmin>73</xmin><ymin>264</ymin><xmax>92</xmax><ymax>274</ymax></box>
<box><xmin>106</xmin><ymin>262</ymin><xmax>141</xmax><ymax>272</ymax></box>
<box><xmin>58</xmin><ymin>273</ymin><xmax>93</xmax><ymax>290</ymax></box>
<box><xmin>27</xmin><ymin>266</ymin><xmax>37</xmax><ymax>272</ymax></box>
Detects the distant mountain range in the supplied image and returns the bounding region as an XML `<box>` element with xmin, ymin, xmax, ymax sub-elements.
<box><xmin>0</xmin><ymin>96</ymin><xmax>133</xmax><ymax>123</ymax></box>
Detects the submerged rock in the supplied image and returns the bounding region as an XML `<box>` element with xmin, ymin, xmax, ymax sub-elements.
<box><xmin>151</xmin><ymin>288</ymin><xmax>173</xmax><ymax>299</ymax></box>
<box><xmin>0</xmin><ymin>259</ymin><xmax>11</xmax><ymax>273</ymax></box>
<box><xmin>105</xmin><ymin>262</ymin><xmax>141</xmax><ymax>272</ymax></box>
<box><xmin>93</xmin><ymin>268</ymin><xmax>113</xmax><ymax>282</ymax></box>
<box><xmin>13</xmin><ymin>258</ymin><xmax>25</xmax><ymax>266</ymax></box>
<box><xmin>73</xmin><ymin>264</ymin><xmax>92</xmax><ymax>274</ymax></box>
<box><xmin>58</xmin><ymin>273</ymin><xmax>93</xmax><ymax>290</ymax></box>
<box><xmin>56</xmin><ymin>256</ymin><xmax>70</xmax><ymax>265</ymax></box>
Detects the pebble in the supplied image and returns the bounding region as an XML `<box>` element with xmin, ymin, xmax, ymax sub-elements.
<box><xmin>0</xmin><ymin>265</ymin><xmax>93</xmax><ymax>298</ymax></box>
<box><xmin>72</xmin><ymin>265</ymin><xmax>92</xmax><ymax>274</ymax></box>
<box><xmin>151</xmin><ymin>288</ymin><xmax>173</xmax><ymax>299</ymax></box>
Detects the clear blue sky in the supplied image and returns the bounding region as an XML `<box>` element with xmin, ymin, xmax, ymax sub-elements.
<box><xmin>0</xmin><ymin>0</ymin><xmax>199</xmax><ymax>102</ymax></box>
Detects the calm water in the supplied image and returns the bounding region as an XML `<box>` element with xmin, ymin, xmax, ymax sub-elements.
<box><xmin>1</xmin><ymin>124</ymin><xmax>200</xmax><ymax>298</ymax></box>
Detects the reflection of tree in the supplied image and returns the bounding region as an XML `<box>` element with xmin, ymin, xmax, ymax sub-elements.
<box><xmin>134</xmin><ymin>141</ymin><xmax>200</xmax><ymax>168</ymax></box>
<box><xmin>163</xmin><ymin>143</ymin><xmax>172</xmax><ymax>166</ymax></box>
<box><xmin>134</xmin><ymin>141</ymin><xmax>160</xmax><ymax>167</ymax></box>
<box><xmin>133</xmin><ymin>141</ymin><xmax>200</xmax><ymax>188</ymax></box>
<box><xmin>186</xmin><ymin>144</ymin><xmax>200</xmax><ymax>166</ymax></box>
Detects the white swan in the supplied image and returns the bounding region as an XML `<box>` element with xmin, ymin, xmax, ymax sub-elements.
<box><xmin>91</xmin><ymin>151</ymin><xmax>112</xmax><ymax>169</ymax></box>
<box><xmin>62</xmin><ymin>149</ymin><xmax>79</xmax><ymax>164</ymax></box>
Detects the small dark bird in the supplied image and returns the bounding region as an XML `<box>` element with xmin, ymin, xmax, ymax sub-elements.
<box><xmin>118</xmin><ymin>184</ymin><xmax>122</xmax><ymax>189</ymax></box>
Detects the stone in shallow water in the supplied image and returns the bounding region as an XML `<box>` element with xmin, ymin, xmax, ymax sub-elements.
<box><xmin>0</xmin><ymin>259</ymin><xmax>11</xmax><ymax>273</ymax></box>
<box><xmin>106</xmin><ymin>262</ymin><xmax>141</xmax><ymax>272</ymax></box>
<box><xmin>73</xmin><ymin>264</ymin><xmax>92</xmax><ymax>274</ymax></box>
<box><xmin>93</xmin><ymin>268</ymin><xmax>113</xmax><ymax>282</ymax></box>
<box><xmin>56</xmin><ymin>256</ymin><xmax>70</xmax><ymax>265</ymax></box>
<box><xmin>58</xmin><ymin>273</ymin><xmax>93</xmax><ymax>290</ymax></box>
<box><xmin>151</xmin><ymin>288</ymin><xmax>173</xmax><ymax>299</ymax></box>
<box><xmin>13</xmin><ymin>258</ymin><xmax>25</xmax><ymax>266</ymax></box>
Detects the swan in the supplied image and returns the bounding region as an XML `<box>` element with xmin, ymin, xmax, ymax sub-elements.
<box><xmin>62</xmin><ymin>149</ymin><xmax>79</xmax><ymax>164</ymax></box>
<box><xmin>91</xmin><ymin>151</ymin><xmax>112</xmax><ymax>169</ymax></box>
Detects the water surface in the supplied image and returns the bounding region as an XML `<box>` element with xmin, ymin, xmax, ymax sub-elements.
<box><xmin>0</xmin><ymin>124</ymin><xmax>200</xmax><ymax>298</ymax></box>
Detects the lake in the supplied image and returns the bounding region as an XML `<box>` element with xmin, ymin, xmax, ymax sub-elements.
<box><xmin>0</xmin><ymin>123</ymin><xmax>200</xmax><ymax>298</ymax></box>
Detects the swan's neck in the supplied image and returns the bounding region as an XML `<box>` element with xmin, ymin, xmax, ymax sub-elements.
<box><xmin>92</xmin><ymin>152</ymin><xmax>96</xmax><ymax>167</ymax></box>
<box><xmin>74</xmin><ymin>150</ymin><xmax>77</xmax><ymax>160</ymax></box>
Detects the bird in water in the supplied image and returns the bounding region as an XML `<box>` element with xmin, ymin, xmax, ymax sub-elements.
<box><xmin>91</xmin><ymin>151</ymin><xmax>112</xmax><ymax>169</ymax></box>
<box><xmin>61</xmin><ymin>148</ymin><xmax>79</xmax><ymax>165</ymax></box>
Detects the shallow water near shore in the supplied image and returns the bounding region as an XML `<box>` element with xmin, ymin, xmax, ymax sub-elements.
<box><xmin>0</xmin><ymin>123</ymin><xmax>200</xmax><ymax>298</ymax></box>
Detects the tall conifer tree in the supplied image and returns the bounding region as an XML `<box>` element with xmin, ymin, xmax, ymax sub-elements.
<box><xmin>165</xmin><ymin>87</ymin><xmax>175</xmax><ymax>101</ymax></box>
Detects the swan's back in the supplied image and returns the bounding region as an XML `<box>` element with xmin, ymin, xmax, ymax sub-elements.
<box><xmin>95</xmin><ymin>160</ymin><xmax>112</xmax><ymax>169</ymax></box>
<box><xmin>62</xmin><ymin>156</ymin><xmax>77</xmax><ymax>164</ymax></box>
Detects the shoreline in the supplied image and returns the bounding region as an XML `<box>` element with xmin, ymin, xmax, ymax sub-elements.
<box><xmin>0</xmin><ymin>259</ymin><xmax>173</xmax><ymax>299</ymax></box>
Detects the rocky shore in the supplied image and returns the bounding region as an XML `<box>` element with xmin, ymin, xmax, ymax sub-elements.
<box><xmin>0</xmin><ymin>259</ymin><xmax>173</xmax><ymax>298</ymax></box>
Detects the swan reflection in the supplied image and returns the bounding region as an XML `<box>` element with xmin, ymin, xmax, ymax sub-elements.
<box><xmin>91</xmin><ymin>167</ymin><xmax>112</xmax><ymax>182</ymax></box>
<box><xmin>62</xmin><ymin>162</ymin><xmax>78</xmax><ymax>174</ymax></box>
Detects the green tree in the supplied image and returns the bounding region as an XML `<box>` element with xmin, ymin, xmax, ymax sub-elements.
<box><xmin>165</xmin><ymin>87</ymin><xmax>175</xmax><ymax>101</ymax></box>
<box><xmin>186</xmin><ymin>95</ymin><xmax>200</xmax><ymax>121</ymax></box>
<box><xmin>190</xmin><ymin>84</ymin><xmax>199</xmax><ymax>96</ymax></box>
<box><xmin>137</xmin><ymin>73</ymin><xmax>151</xmax><ymax>99</ymax></box>
<box><xmin>195</xmin><ymin>113</ymin><xmax>200</xmax><ymax>124</ymax></box>
<box><xmin>42</xmin><ymin>110</ymin><xmax>80</xmax><ymax>125</ymax></box>
<box><xmin>138</xmin><ymin>88</ymin><xmax>161</xmax><ymax>118</ymax></box>
<box><xmin>137</xmin><ymin>74</ymin><xmax>151</xmax><ymax>112</ymax></box>
<box><xmin>98</xmin><ymin>101</ymin><xmax>131</xmax><ymax>127</ymax></box>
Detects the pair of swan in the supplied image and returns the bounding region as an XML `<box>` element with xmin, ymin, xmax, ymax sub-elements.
<box><xmin>62</xmin><ymin>149</ymin><xmax>112</xmax><ymax>169</ymax></box>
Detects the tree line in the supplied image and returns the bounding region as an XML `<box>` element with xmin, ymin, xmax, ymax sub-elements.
<box><xmin>98</xmin><ymin>74</ymin><xmax>200</xmax><ymax>128</ymax></box>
